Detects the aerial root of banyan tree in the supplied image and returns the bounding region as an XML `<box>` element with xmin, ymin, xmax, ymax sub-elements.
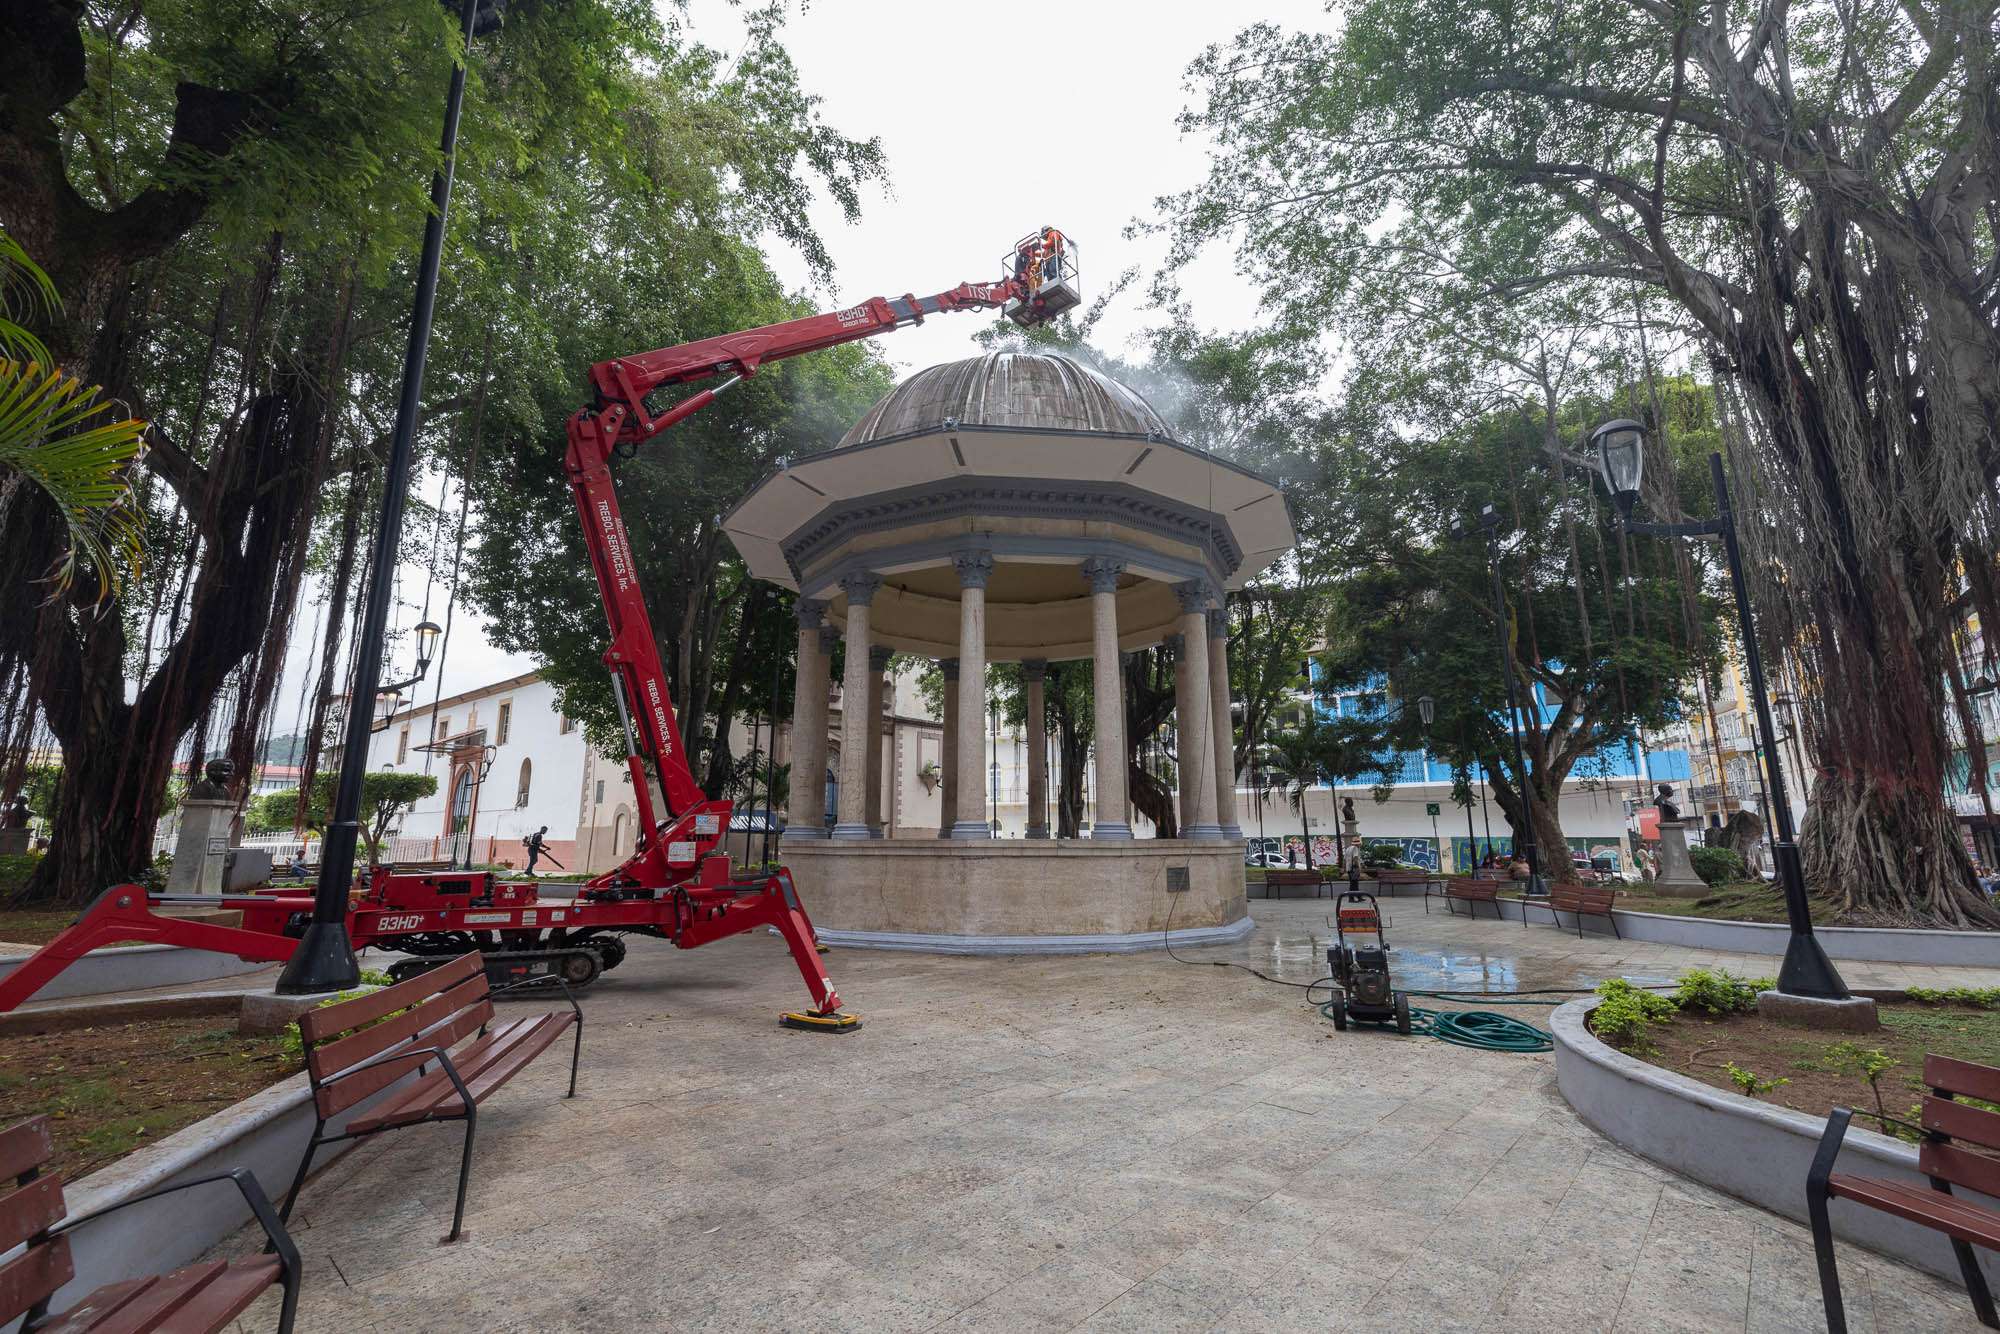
<box><xmin>1799</xmin><ymin>773</ymin><xmax>2000</xmax><ymax>930</ymax></box>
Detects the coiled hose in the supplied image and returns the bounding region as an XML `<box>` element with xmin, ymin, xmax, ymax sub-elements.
<box><xmin>1314</xmin><ymin>986</ymin><xmax>1559</xmax><ymax>1054</ymax></box>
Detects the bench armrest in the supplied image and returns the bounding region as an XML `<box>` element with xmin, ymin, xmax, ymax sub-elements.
<box><xmin>51</xmin><ymin>1167</ymin><xmax>302</xmax><ymax>1283</ymax></box>
<box><xmin>489</xmin><ymin>972</ymin><xmax>583</xmax><ymax>1022</ymax></box>
<box><xmin>1809</xmin><ymin>1106</ymin><xmax>1855</xmax><ymax>1196</ymax></box>
<box><xmin>317</xmin><ymin>1043</ymin><xmax>475</xmax><ymax>1110</ymax></box>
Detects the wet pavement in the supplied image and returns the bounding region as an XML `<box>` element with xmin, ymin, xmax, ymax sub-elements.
<box><xmin>218</xmin><ymin>897</ymin><xmax>1996</xmax><ymax>1332</ymax></box>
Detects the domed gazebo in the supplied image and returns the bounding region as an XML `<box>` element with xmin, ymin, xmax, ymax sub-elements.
<box><xmin>721</xmin><ymin>352</ymin><xmax>1295</xmax><ymax>952</ymax></box>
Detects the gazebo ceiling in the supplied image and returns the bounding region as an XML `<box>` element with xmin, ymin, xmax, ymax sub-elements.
<box><xmin>721</xmin><ymin>352</ymin><xmax>1297</xmax><ymax>658</ymax></box>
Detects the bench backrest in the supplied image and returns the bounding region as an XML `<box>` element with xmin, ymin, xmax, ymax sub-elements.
<box><xmin>1446</xmin><ymin>878</ymin><xmax>1498</xmax><ymax>899</ymax></box>
<box><xmin>300</xmin><ymin>953</ymin><xmax>493</xmax><ymax>1120</ymax></box>
<box><xmin>1920</xmin><ymin>1054</ymin><xmax>2000</xmax><ymax>1200</ymax></box>
<box><xmin>0</xmin><ymin>1116</ymin><xmax>71</xmax><ymax>1324</ymax></box>
<box><xmin>1550</xmin><ymin>885</ymin><xmax>1615</xmax><ymax>912</ymax></box>
<box><xmin>1266</xmin><ymin>869</ymin><xmax>1322</xmax><ymax>885</ymax></box>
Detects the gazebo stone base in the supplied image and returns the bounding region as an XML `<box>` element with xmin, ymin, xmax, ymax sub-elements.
<box><xmin>782</xmin><ymin>838</ymin><xmax>1248</xmax><ymax>949</ymax></box>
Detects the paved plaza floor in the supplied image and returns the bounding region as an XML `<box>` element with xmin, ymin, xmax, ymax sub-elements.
<box><xmin>223</xmin><ymin>897</ymin><xmax>1998</xmax><ymax>1332</ymax></box>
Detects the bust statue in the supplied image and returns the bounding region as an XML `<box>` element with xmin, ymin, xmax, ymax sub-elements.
<box><xmin>188</xmin><ymin>758</ymin><xmax>235</xmax><ymax>802</ymax></box>
<box><xmin>2</xmin><ymin>795</ymin><xmax>27</xmax><ymax>830</ymax></box>
<box><xmin>1653</xmin><ymin>783</ymin><xmax>1681</xmax><ymax>824</ymax></box>
<box><xmin>1341</xmin><ymin>795</ymin><xmax>1357</xmax><ymax>825</ymax></box>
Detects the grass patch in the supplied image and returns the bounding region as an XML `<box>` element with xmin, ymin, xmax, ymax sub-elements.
<box><xmin>0</xmin><ymin>1017</ymin><xmax>300</xmax><ymax>1180</ymax></box>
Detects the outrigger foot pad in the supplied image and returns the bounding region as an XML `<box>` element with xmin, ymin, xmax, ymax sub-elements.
<box><xmin>781</xmin><ymin>1010</ymin><xmax>862</xmax><ymax>1034</ymax></box>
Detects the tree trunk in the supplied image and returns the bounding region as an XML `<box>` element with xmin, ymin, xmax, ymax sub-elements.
<box><xmin>13</xmin><ymin>381</ymin><xmax>327</xmax><ymax>905</ymax></box>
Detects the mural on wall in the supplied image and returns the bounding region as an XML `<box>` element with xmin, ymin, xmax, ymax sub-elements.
<box><xmin>1358</xmin><ymin>836</ymin><xmax>1439</xmax><ymax>870</ymax></box>
<box><xmin>1447</xmin><ymin>835</ymin><xmax>1624</xmax><ymax>874</ymax></box>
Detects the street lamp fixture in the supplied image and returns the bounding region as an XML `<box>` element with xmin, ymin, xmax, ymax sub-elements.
<box><xmin>1590</xmin><ymin>420</ymin><xmax>1850</xmax><ymax>1000</ymax></box>
<box><xmin>1591</xmin><ymin>418</ymin><xmax>1646</xmax><ymax>519</ymax></box>
<box><xmin>1417</xmin><ymin>695</ymin><xmax>1435</xmax><ymax>727</ymax></box>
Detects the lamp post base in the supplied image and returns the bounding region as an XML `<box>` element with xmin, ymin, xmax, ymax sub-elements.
<box><xmin>1757</xmin><ymin>989</ymin><xmax>1879</xmax><ymax>1032</ymax></box>
<box><xmin>1777</xmin><ymin>927</ymin><xmax>1852</xmax><ymax>1000</ymax></box>
<box><xmin>274</xmin><ymin>921</ymin><xmax>360</xmax><ymax>995</ymax></box>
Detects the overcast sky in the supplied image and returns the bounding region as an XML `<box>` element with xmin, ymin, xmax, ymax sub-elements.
<box><xmin>271</xmin><ymin>0</ymin><xmax>1334</xmax><ymax>740</ymax></box>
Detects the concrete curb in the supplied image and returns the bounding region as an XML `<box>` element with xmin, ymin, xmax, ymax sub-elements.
<box><xmin>1551</xmin><ymin>997</ymin><xmax>1998</xmax><ymax>1288</ymax></box>
<box><xmin>16</xmin><ymin>1062</ymin><xmax>413</xmax><ymax>1316</ymax></box>
<box><xmin>1477</xmin><ymin>895</ymin><xmax>1997</xmax><ymax>966</ymax></box>
<box><xmin>0</xmin><ymin>940</ymin><xmax>268</xmax><ymax>1002</ymax></box>
<box><xmin>816</xmin><ymin>913</ymin><xmax>1257</xmax><ymax>955</ymax></box>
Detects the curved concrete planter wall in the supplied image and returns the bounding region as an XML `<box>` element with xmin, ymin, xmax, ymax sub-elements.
<box><xmin>0</xmin><ymin>940</ymin><xmax>267</xmax><ymax>1003</ymax></box>
<box><xmin>1480</xmin><ymin>895</ymin><xmax>1996</xmax><ymax>967</ymax></box>
<box><xmin>1</xmin><ymin>1057</ymin><xmax>413</xmax><ymax>1318</ymax></box>
<box><xmin>1552</xmin><ymin>998</ymin><xmax>1998</xmax><ymax>1288</ymax></box>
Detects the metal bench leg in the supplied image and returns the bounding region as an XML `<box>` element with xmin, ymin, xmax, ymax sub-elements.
<box><xmin>1606</xmin><ymin>910</ymin><xmax>1621</xmax><ymax>940</ymax></box>
<box><xmin>1929</xmin><ymin>1180</ymin><xmax>1999</xmax><ymax>1327</ymax></box>
<box><xmin>1808</xmin><ymin>1109</ymin><xmax>1851</xmax><ymax>1334</ymax></box>
<box><xmin>278</xmin><ymin>1121</ymin><xmax>324</xmax><ymax>1225</ymax></box>
<box><xmin>568</xmin><ymin>1015</ymin><xmax>583</xmax><ymax>1098</ymax></box>
<box><xmin>445</xmin><ymin>1106</ymin><xmax>477</xmax><ymax>1243</ymax></box>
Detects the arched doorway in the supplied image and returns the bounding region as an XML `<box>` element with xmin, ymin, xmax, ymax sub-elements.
<box><xmin>447</xmin><ymin>766</ymin><xmax>475</xmax><ymax>866</ymax></box>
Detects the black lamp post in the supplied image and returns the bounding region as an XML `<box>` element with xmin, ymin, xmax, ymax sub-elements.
<box><xmin>1591</xmin><ymin>420</ymin><xmax>1849</xmax><ymax>999</ymax></box>
<box><xmin>1416</xmin><ymin>695</ymin><xmax>1442</xmax><ymax>868</ymax></box>
<box><xmin>1451</xmin><ymin>508</ymin><xmax>1548</xmax><ymax>896</ymax></box>
<box><xmin>278</xmin><ymin>0</ymin><xmax>504</xmax><ymax>994</ymax></box>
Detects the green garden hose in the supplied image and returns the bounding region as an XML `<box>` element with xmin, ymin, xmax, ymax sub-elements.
<box><xmin>1315</xmin><ymin>987</ymin><xmax>1557</xmax><ymax>1053</ymax></box>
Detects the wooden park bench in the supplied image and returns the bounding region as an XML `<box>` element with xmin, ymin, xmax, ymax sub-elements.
<box><xmin>1</xmin><ymin>1115</ymin><xmax>301</xmax><ymax>1333</ymax></box>
<box><xmin>1430</xmin><ymin>877</ymin><xmax>1502</xmax><ymax>919</ymax></box>
<box><xmin>1808</xmin><ymin>1054</ymin><xmax>2000</xmax><ymax>1332</ymax></box>
<box><xmin>1521</xmin><ymin>883</ymin><xmax>1621</xmax><ymax>939</ymax></box>
<box><xmin>281</xmin><ymin>952</ymin><xmax>583</xmax><ymax>1244</ymax></box>
<box><xmin>1261</xmin><ymin>868</ymin><xmax>1326</xmax><ymax>899</ymax></box>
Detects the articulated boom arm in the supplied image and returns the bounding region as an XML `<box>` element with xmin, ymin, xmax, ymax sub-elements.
<box><xmin>565</xmin><ymin>242</ymin><xmax>1071</xmax><ymax>880</ymax></box>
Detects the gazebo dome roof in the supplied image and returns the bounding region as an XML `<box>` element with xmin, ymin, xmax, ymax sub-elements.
<box><xmin>837</xmin><ymin>352</ymin><xmax>1172</xmax><ymax>448</ymax></box>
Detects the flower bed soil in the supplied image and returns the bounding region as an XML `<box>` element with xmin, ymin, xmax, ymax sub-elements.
<box><xmin>0</xmin><ymin>1016</ymin><xmax>300</xmax><ymax>1181</ymax></box>
<box><xmin>1597</xmin><ymin>1001</ymin><xmax>2000</xmax><ymax>1139</ymax></box>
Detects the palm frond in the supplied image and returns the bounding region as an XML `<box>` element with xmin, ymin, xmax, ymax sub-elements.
<box><xmin>0</xmin><ymin>231</ymin><xmax>57</xmax><ymax>364</ymax></box>
<box><xmin>0</xmin><ymin>360</ymin><xmax>146</xmax><ymax>600</ymax></box>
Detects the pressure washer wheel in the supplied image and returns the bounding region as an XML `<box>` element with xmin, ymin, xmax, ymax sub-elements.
<box><xmin>1329</xmin><ymin>989</ymin><xmax>1348</xmax><ymax>1031</ymax></box>
<box><xmin>1394</xmin><ymin>992</ymin><xmax>1411</xmax><ymax>1036</ymax></box>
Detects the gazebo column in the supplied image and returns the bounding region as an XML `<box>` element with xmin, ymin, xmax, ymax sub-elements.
<box><xmin>949</xmin><ymin>551</ymin><xmax>994</xmax><ymax>839</ymax></box>
<box><xmin>866</xmin><ymin>644</ymin><xmax>891</xmax><ymax>838</ymax></box>
<box><xmin>785</xmin><ymin>600</ymin><xmax>829</xmax><ymax>841</ymax></box>
<box><xmin>1207</xmin><ymin>606</ymin><xmax>1241</xmax><ymax>840</ymax></box>
<box><xmin>1024</xmin><ymin>659</ymin><xmax>1049</xmax><ymax>838</ymax></box>
<box><xmin>1169</xmin><ymin>632</ymin><xmax>1194</xmax><ymax>833</ymax></box>
<box><xmin>1176</xmin><ymin>581</ymin><xmax>1224</xmax><ymax>840</ymax></box>
<box><xmin>938</xmin><ymin>658</ymin><xmax>959</xmax><ymax>837</ymax></box>
<box><xmin>831</xmin><ymin>573</ymin><xmax>880</xmax><ymax>840</ymax></box>
<box><xmin>1082</xmin><ymin>558</ymin><xmax>1132</xmax><ymax>840</ymax></box>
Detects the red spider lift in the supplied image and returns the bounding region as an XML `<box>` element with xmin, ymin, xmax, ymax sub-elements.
<box><xmin>0</xmin><ymin>229</ymin><xmax>1081</xmax><ymax>1031</ymax></box>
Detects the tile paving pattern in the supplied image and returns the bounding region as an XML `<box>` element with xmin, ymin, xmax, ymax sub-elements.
<box><xmin>221</xmin><ymin>896</ymin><xmax>1998</xmax><ymax>1331</ymax></box>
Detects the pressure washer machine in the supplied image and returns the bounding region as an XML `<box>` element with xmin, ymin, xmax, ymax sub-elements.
<box><xmin>1325</xmin><ymin>890</ymin><xmax>1411</xmax><ymax>1034</ymax></box>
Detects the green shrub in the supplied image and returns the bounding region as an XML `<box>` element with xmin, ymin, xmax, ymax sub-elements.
<box><xmin>1905</xmin><ymin>985</ymin><xmax>2000</xmax><ymax>1008</ymax></box>
<box><xmin>1591</xmin><ymin>978</ymin><xmax>1679</xmax><ymax>1050</ymax></box>
<box><xmin>1674</xmin><ymin>967</ymin><xmax>1766</xmax><ymax>1015</ymax></box>
<box><xmin>275</xmin><ymin>972</ymin><xmax>396</xmax><ymax>1065</ymax></box>
<box><xmin>1724</xmin><ymin>1062</ymin><xmax>1789</xmax><ymax>1095</ymax></box>
<box><xmin>0</xmin><ymin>852</ymin><xmax>41</xmax><ymax>897</ymax></box>
<box><xmin>1688</xmin><ymin>845</ymin><xmax>1748</xmax><ymax>886</ymax></box>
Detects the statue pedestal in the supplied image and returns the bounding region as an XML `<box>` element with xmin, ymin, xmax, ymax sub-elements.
<box><xmin>0</xmin><ymin>828</ymin><xmax>28</xmax><ymax>856</ymax></box>
<box><xmin>1652</xmin><ymin>820</ymin><xmax>1707</xmax><ymax>897</ymax></box>
<box><xmin>1340</xmin><ymin>818</ymin><xmax>1359</xmax><ymax>849</ymax></box>
<box><xmin>167</xmin><ymin>798</ymin><xmax>234</xmax><ymax>895</ymax></box>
